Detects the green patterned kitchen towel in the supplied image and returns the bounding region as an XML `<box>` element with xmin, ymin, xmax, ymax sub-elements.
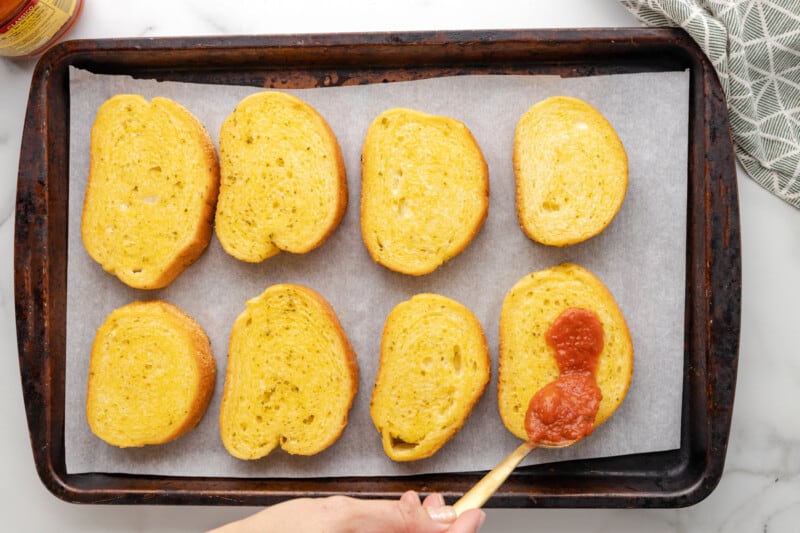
<box><xmin>620</xmin><ymin>0</ymin><xmax>800</xmax><ymax>209</ymax></box>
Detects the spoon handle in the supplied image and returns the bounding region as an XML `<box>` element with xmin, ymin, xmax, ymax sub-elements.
<box><xmin>452</xmin><ymin>441</ymin><xmax>536</xmax><ymax>516</ymax></box>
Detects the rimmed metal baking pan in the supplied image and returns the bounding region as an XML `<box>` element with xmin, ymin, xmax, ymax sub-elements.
<box><xmin>14</xmin><ymin>28</ymin><xmax>740</xmax><ymax>507</ymax></box>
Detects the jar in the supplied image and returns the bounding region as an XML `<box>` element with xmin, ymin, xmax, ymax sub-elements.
<box><xmin>0</xmin><ymin>0</ymin><xmax>83</xmax><ymax>58</ymax></box>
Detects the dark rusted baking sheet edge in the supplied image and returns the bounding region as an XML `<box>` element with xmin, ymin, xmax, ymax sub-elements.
<box><xmin>14</xmin><ymin>28</ymin><xmax>740</xmax><ymax>507</ymax></box>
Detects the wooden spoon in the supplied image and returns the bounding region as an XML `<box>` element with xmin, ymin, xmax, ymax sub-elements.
<box><xmin>452</xmin><ymin>439</ymin><xmax>575</xmax><ymax>515</ymax></box>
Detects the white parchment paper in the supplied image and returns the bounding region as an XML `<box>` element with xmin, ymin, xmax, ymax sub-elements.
<box><xmin>65</xmin><ymin>67</ymin><xmax>688</xmax><ymax>477</ymax></box>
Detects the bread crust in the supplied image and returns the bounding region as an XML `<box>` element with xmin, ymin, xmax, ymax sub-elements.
<box><xmin>81</xmin><ymin>95</ymin><xmax>220</xmax><ymax>289</ymax></box>
<box><xmin>360</xmin><ymin>108</ymin><xmax>489</xmax><ymax>275</ymax></box>
<box><xmin>370</xmin><ymin>293</ymin><xmax>490</xmax><ymax>461</ymax></box>
<box><xmin>86</xmin><ymin>300</ymin><xmax>216</xmax><ymax>447</ymax></box>
<box><xmin>498</xmin><ymin>263</ymin><xmax>633</xmax><ymax>440</ymax></box>
<box><xmin>219</xmin><ymin>284</ymin><xmax>358</xmax><ymax>459</ymax></box>
<box><xmin>513</xmin><ymin>96</ymin><xmax>628</xmax><ymax>247</ymax></box>
<box><xmin>215</xmin><ymin>91</ymin><xmax>347</xmax><ymax>262</ymax></box>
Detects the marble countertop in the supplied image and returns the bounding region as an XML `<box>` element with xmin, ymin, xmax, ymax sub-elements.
<box><xmin>1</xmin><ymin>1</ymin><xmax>798</xmax><ymax>531</ymax></box>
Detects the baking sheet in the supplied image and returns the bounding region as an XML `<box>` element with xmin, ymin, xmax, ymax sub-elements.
<box><xmin>65</xmin><ymin>68</ymin><xmax>688</xmax><ymax>477</ymax></box>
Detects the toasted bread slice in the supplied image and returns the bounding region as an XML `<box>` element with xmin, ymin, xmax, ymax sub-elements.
<box><xmin>361</xmin><ymin>108</ymin><xmax>489</xmax><ymax>275</ymax></box>
<box><xmin>215</xmin><ymin>91</ymin><xmax>347</xmax><ymax>262</ymax></box>
<box><xmin>81</xmin><ymin>94</ymin><xmax>219</xmax><ymax>289</ymax></box>
<box><xmin>86</xmin><ymin>301</ymin><xmax>216</xmax><ymax>447</ymax></box>
<box><xmin>219</xmin><ymin>284</ymin><xmax>358</xmax><ymax>459</ymax></box>
<box><xmin>498</xmin><ymin>263</ymin><xmax>633</xmax><ymax>440</ymax></box>
<box><xmin>514</xmin><ymin>96</ymin><xmax>628</xmax><ymax>246</ymax></box>
<box><xmin>370</xmin><ymin>293</ymin><xmax>490</xmax><ymax>461</ymax></box>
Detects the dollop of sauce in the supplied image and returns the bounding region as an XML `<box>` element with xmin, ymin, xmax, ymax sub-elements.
<box><xmin>525</xmin><ymin>308</ymin><xmax>604</xmax><ymax>446</ymax></box>
<box><xmin>545</xmin><ymin>307</ymin><xmax>604</xmax><ymax>374</ymax></box>
<box><xmin>525</xmin><ymin>374</ymin><xmax>602</xmax><ymax>444</ymax></box>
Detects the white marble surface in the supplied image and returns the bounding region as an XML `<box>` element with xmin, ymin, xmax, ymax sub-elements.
<box><xmin>1</xmin><ymin>1</ymin><xmax>798</xmax><ymax>531</ymax></box>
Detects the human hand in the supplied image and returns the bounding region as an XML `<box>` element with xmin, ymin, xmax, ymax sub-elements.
<box><xmin>208</xmin><ymin>490</ymin><xmax>485</xmax><ymax>533</ymax></box>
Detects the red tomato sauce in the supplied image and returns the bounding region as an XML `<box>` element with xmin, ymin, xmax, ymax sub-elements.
<box><xmin>525</xmin><ymin>308</ymin><xmax>604</xmax><ymax>446</ymax></box>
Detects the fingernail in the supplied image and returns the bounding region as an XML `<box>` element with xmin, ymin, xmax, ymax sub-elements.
<box><xmin>426</xmin><ymin>505</ymin><xmax>457</xmax><ymax>523</ymax></box>
<box><xmin>477</xmin><ymin>510</ymin><xmax>486</xmax><ymax>528</ymax></box>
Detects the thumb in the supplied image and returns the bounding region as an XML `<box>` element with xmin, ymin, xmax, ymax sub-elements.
<box><xmin>448</xmin><ymin>508</ymin><xmax>486</xmax><ymax>533</ymax></box>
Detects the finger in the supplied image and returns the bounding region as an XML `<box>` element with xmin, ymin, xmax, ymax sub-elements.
<box><xmin>400</xmin><ymin>490</ymin><xmax>422</xmax><ymax>506</ymax></box>
<box><xmin>448</xmin><ymin>509</ymin><xmax>486</xmax><ymax>533</ymax></box>
<box><xmin>421</xmin><ymin>493</ymin><xmax>456</xmax><ymax>525</ymax></box>
<box><xmin>425</xmin><ymin>504</ymin><xmax>457</xmax><ymax>525</ymax></box>
<box><xmin>396</xmin><ymin>491</ymin><xmax>455</xmax><ymax>530</ymax></box>
<box><xmin>401</xmin><ymin>491</ymin><xmax>456</xmax><ymax>525</ymax></box>
<box><xmin>422</xmin><ymin>493</ymin><xmax>446</xmax><ymax>508</ymax></box>
<box><xmin>342</xmin><ymin>491</ymin><xmax>451</xmax><ymax>533</ymax></box>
